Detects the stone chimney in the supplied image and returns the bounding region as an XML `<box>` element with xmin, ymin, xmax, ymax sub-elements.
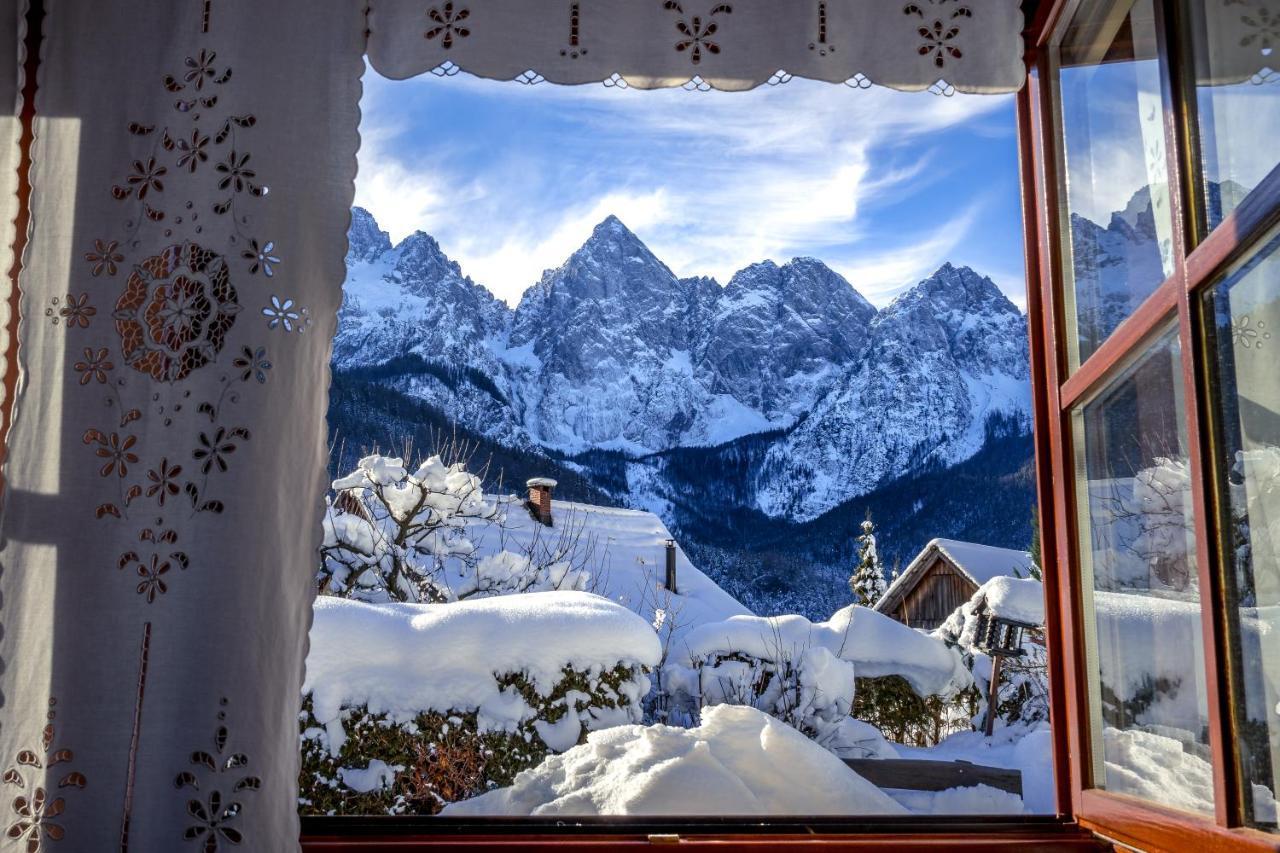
<box><xmin>526</xmin><ymin>477</ymin><xmax>557</xmax><ymax>526</ymax></box>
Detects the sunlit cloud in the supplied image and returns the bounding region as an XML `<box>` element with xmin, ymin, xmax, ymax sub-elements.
<box><xmin>353</xmin><ymin>121</ymin><xmax>454</xmax><ymax>245</ymax></box>
<box><xmin>355</xmin><ymin>71</ymin><xmax>1023</xmax><ymax>308</ymax></box>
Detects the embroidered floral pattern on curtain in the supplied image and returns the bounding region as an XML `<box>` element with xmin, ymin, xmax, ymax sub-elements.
<box><xmin>0</xmin><ymin>0</ymin><xmax>362</xmax><ymax>850</ymax></box>
<box><xmin>366</xmin><ymin>0</ymin><xmax>1026</xmax><ymax>93</ymax></box>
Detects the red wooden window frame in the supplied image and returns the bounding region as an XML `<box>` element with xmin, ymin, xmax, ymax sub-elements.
<box><xmin>1022</xmin><ymin>0</ymin><xmax>1280</xmax><ymax>850</ymax></box>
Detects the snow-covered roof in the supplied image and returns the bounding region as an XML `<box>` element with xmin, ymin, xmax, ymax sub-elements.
<box><xmin>460</xmin><ymin>496</ymin><xmax>752</xmax><ymax>650</ymax></box>
<box><xmin>875</xmin><ymin>538</ymin><xmax>1035</xmax><ymax>617</ymax></box>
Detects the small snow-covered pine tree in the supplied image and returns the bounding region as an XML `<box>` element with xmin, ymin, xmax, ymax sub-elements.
<box><xmin>848</xmin><ymin>514</ymin><xmax>887</xmax><ymax>607</ymax></box>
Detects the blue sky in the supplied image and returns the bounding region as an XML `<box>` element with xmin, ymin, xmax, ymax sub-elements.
<box><xmin>355</xmin><ymin>69</ymin><xmax>1026</xmax><ymax>309</ymax></box>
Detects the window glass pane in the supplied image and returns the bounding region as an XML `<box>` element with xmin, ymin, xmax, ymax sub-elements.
<box><xmin>1186</xmin><ymin>0</ymin><xmax>1280</xmax><ymax>234</ymax></box>
<box><xmin>1054</xmin><ymin>0</ymin><xmax>1176</xmax><ymax>369</ymax></box>
<box><xmin>1073</xmin><ymin>328</ymin><xmax>1214</xmax><ymax>814</ymax></box>
<box><xmin>1204</xmin><ymin>225</ymin><xmax>1280</xmax><ymax>830</ymax></box>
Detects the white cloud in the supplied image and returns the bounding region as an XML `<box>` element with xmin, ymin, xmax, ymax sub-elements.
<box><xmin>355</xmin><ymin>73</ymin><xmax>1020</xmax><ymax>307</ymax></box>
<box><xmin>352</xmin><ymin>120</ymin><xmax>454</xmax><ymax>244</ymax></box>
<box><xmin>827</xmin><ymin>200</ymin><xmax>986</xmax><ymax>306</ymax></box>
<box><xmin>450</xmin><ymin>190</ymin><xmax>672</xmax><ymax>302</ymax></box>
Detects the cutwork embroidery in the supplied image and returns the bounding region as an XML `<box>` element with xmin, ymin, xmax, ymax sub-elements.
<box><xmin>810</xmin><ymin>1</ymin><xmax>835</xmax><ymax>56</ymax></box>
<box><xmin>663</xmin><ymin>2</ymin><xmax>733</xmax><ymax>64</ymax></box>
<box><xmin>44</xmin><ymin>294</ymin><xmax>96</xmax><ymax>329</ymax></box>
<box><xmin>112</xmin><ymin>242</ymin><xmax>240</xmax><ymax>384</ymax></box>
<box><xmin>175</xmin><ymin>699</ymin><xmax>262</xmax><ymax>851</ymax></box>
<box><xmin>3</xmin><ymin>699</ymin><xmax>87</xmax><ymax>853</ymax></box>
<box><xmin>561</xmin><ymin>3</ymin><xmax>587</xmax><ymax>58</ymax></box>
<box><xmin>85</xmin><ymin>240</ymin><xmax>125</xmax><ymax>277</ymax></box>
<box><xmin>903</xmin><ymin>1</ymin><xmax>972</xmax><ymax>69</ymax></box>
<box><xmin>261</xmin><ymin>296</ymin><xmax>309</xmax><ymax>333</ymax></box>
<box><xmin>425</xmin><ymin>3</ymin><xmax>471</xmax><ymax>48</ymax></box>
<box><xmin>119</xmin><ymin>623</ymin><xmax>152</xmax><ymax>853</ymax></box>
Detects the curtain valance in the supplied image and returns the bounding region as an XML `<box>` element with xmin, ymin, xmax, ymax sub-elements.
<box><xmin>367</xmin><ymin>0</ymin><xmax>1027</xmax><ymax>93</ymax></box>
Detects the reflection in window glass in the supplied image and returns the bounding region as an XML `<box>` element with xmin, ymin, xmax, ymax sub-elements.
<box><xmin>1187</xmin><ymin>0</ymin><xmax>1280</xmax><ymax>233</ymax></box>
<box><xmin>1055</xmin><ymin>0</ymin><xmax>1176</xmax><ymax>368</ymax></box>
<box><xmin>1073</xmin><ymin>329</ymin><xmax>1214</xmax><ymax>814</ymax></box>
<box><xmin>1205</xmin><ymin>226</ymin><xmax>1280</xmax><ymax>830</ymax></box>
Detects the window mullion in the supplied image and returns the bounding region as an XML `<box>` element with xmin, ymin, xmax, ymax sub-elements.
<box><xmin>1058</xmin><ymin>276</ymin><xmax>1179</xmax><ymax>409</ymax></box>
<box><xmin>1155</xmin><ymin>0</ymin><xmax>1241</xmax><ymax>828</ymax></box>
<box><xmin>1176</xmin><ymin>282</ymin><xmax>1243</xmax><ymax>827</ymax></box>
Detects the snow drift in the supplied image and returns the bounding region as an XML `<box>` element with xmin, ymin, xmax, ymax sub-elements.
<box><xmin>441</xmin><ymin>704</ymin><xmax>907</xmax><ymax>817</ymax></box>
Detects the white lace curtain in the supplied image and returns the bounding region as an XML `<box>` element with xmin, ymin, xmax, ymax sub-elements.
<box><xmin>0</xmin><ymin>1</ymin><xmax>1027</xmax><ymax>850</ymax></box>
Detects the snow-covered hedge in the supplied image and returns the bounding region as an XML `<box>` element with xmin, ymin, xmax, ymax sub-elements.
<box><xmin>671</xmin><ymin>605</ymin><xmax>974</xmax><ymax>750</ymax></box>
<box><xmin>681</xmin><ymin>605</ymin><xmax>972</xmax><ymax>697</ymax></box>
<box><xmin>300</xmin><ymin>593</ymin><xmax>661</xmax><ymax>814</ymax></box>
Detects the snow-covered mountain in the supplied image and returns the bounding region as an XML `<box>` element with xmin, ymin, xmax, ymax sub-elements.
<box><xmin>336</xmin><ymin>209</ymin><xmax>508</xmax><ymax>370</ymax></box>
<box><xmin>506</xmin><ymin>216</ymin><xmax>876</xmax><ymax>453</ymax></box>
<box><xmin>754</xmin><ymin>263</ymin><xmax>1031</xmax><ymax>521</ymax></box>
<box><xmin>334</xmin><ymin>208</ymin><xmax>1031</xmax><ymax>523</ymax></box>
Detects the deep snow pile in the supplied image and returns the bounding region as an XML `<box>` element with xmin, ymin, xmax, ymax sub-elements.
<box><xmin>441</xmin><ymin>704</ymin><xmax>907</xmax><ymax>817</ymax></box>
<box><xmin>680</xmin><ymin>605</ymin><xmax>972</xmax><ymax>699</ymax></box>
<box><xmin>305</xmin><ymin>593</ymin><xmax>661</xmax><ymax>746</ymax></box>
<box><xmin>898</xmin><ymin>725</ymin><xmax>1054</xmax><ymax>814</ymax></box>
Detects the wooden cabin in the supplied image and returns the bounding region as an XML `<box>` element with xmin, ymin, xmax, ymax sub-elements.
<box><xmin>874</xmin><ymin>539</ymin><xmax>1035</xmax><ymax>631</ymax></box>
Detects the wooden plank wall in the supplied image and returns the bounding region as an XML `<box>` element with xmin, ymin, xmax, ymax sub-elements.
<box><xmin>894</xmin><ymin>557</ymin><xmax>977</xmax><ymax>630</ymax></box>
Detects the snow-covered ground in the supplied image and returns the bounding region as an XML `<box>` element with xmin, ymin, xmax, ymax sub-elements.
<box><xmin>311</xmin><ymin>513</ymin><xmax>1272</xmax><ymax>821</ymax></box>
<box><xmin>896</xmin><ymin>726</ymin><xmax>1053</xmax><ymax>814</ymax></box>
<box><xmin>441</xmin><ymin>704</ymin><xmax>1050</xmax><ymax>818</ymax></box>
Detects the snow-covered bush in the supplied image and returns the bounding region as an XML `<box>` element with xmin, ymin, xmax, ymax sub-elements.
<box><xmin>935</xmin><ymin>576</ymin><xmax>1049</xmax><ymax>730</ymax></box>
<box><xmin>675</xmin><ymin>605</ymin><xmax>974</xmax><ymax>751</ymax></box>
<box><xmin>318</xmin><ymin>453</ymin><xmax>591</xmax><ymax>602</ymax></box>
<box><xmin>299</xmin><ymin>593</ymin><xmax>661</xmax><ymax>815</ymax></box>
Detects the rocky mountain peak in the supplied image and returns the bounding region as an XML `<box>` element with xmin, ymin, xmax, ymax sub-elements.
<box><xmin>569</xmin><ymin>215</ymin><xmax>671</xmax><ymax>278</ymax></box>
<box><xmin>346</xmin><ymin>206</ymin><xmax>392</xmax><ymax>265</ymax></box>
<box><xmin>889</xmin><ymin>263</ymin><xmax>1016</xmax><ymax>319</ymax></box>
<box><xmin>393</xmin><ymin>230</ymin><xmax>465</xmax><ymax>283</ymax></box>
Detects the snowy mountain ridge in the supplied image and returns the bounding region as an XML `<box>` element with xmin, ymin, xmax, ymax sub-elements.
<box><xmin>336</xmin><ymin>208</ymin><xmax>1032</xmax><ymax>522</ymax></box>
